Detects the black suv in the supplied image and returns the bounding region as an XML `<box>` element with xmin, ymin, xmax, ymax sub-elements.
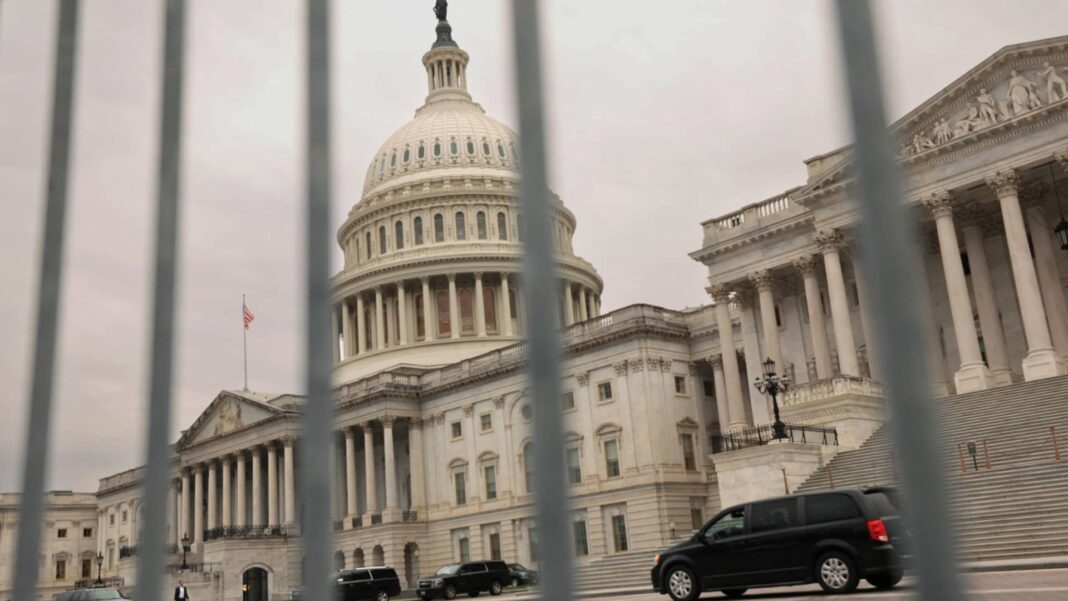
<box><xmin>417</xmin><ymin>560</ymin><xmax>509</xmax><ymax>599</ymax></box>
<box><xmin>651</xmin><ymin>487</ymin><xmax>911</xmax><ymax>599</ymax></box>
<box><xmin>55</xmin><ymin>589</ymin><xmax>128</xmax><ymax>601</ymax></box>
<box><xmin>336</xmin><ymin>566</ymin><xmax>401</xmax><ymax>601</ymax></box>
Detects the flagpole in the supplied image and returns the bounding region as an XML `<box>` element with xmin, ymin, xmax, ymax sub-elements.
<box><xmin>242</xmin><ymin>293</ymin><xmax>248</xmax><ymax>391</ymax></box>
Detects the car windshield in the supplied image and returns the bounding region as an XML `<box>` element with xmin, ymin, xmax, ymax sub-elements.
<box><xmin>435</xmin><ymin>564</ymin><xmax>460</xmax><ymax>576</ymax></box>
<box><xmin>509</xmin><ymin>564</ymin><xmax>526</xmax><ymax>571</ymax></box>
<box><xmin>83</xmin><ymin>591</ymin><xmax>127</xmax><ymax>601</ymax></box>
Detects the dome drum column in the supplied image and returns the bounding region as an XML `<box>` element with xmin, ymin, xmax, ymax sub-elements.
<box><xmin>397</xmin><ymin>282</ymin><xmax>409</xmax><ymax>346</ymax></box>
<box><xmin>421</xmin><ymin>276</ymin><xmax>435</xmax><ymax>342</ymax></box>
<box><xmin>447</xmin><ymin>273</ymin><xmax>460</xmax><ymax>339</ymax></box>
<box><xmin>474</xmin><ymin>272</ymin><xmax>487</xmax><ymax>337</ymax></box>
<box><xmin>356</xmin><ymin>294</ymin><xmax>367</xmax><ymax>354</ymax></box>
<box><xmin>563</xmin><ymin>281</ymin><xmax>575</xmax><ymax>326</ymax></box>
<box><xmin>500</xmin><ymin>273</ymin><xmax>513</xmax><ymax>336</ymax></box>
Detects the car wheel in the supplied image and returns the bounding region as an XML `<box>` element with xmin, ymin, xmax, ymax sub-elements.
<box><xmin>721</xmin><ymin>590</ymin><xmax>746</xmax><ymax>599</ymax></box>
<box><xmin>489</xmin><ymin>580</ymin><xmax>502</xmax><ymax>596</ymax></box>
<box><xmin>375</xmin><ymin>591</ymin><xmax>389</xmax><ymax>601</ymax></box>
<box><xmin>664</xmin><ymin>565</ymin><xmax>699</xmax><ymax>601</ymax></box>
<box><xmin>866</xmin><ymin>570</ymin><xmax>904</xmax><ymax>590</ymax></box>
<box><xmin>816</xmin><ymin>551</ymin><xmax>859</xmax><ymax>594</ymax></box>
<box><xmin>443</xmin><ymin>584</ymin><xmax>457</xmax><ymax>600</ymax></box>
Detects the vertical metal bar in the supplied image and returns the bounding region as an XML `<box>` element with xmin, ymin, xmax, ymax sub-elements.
<box><xmin>508</xmin><ymin>2</ymin><xmax>572</xmax><ymax>600</ymax></box>
<box><xmin>302</xmin><ymin>2</ymin><xmax>334</xmax><ymax>601</ymax></box>
<box><xmin>135</xmin><ymin>1</ymin><xmax>186</xmax><ymax>600</ymax></box>
<box><xmin>832</xmin><ymin>2</ymin><xmax>963</xmax><ymax>599</ymax></box>
<box><xmin>12</xmin><ymin>3</ymin><xmax>79</xmax><ymax>601</ymax></box>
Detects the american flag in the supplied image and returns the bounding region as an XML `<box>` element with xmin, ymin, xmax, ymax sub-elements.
<box><xmin>243</xmin><ymin>302</ymin><xmax>255</xmax><ymax>329</ymax></box>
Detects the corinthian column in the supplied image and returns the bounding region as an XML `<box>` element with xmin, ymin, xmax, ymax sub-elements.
<box><xmin>448</xmin><ymin>274</ymin><xmax>460</xmax><ymax>339</ymax></box>
<box><xmin>221</xmin><ymin>456</ymin><xmax>232</xmax><ymax>528</ymax></box>
<box><xmin>382</xmin><ymin>417</ymin><xmax>398</xmax><ymax>515</ymax></box>
<box><xmin>563</xmin><ymin>282</ymin><xmax>575</xmax><ymax>326</ymax></box>
<box><xmin>283</xmin><ymin>437</ymin><xmax>295</xmax><ymax>524</ymax></box>
<box><xmin>267</xmin><ymin>443</ymin><xmax>278</xmax><ymax>525</ymax></box>
<box><xmin>708</xmin><ymin>356</ymin><xmax>730</xmax><ymax>433</ymax></box>
<box><xmin>207</xmin><ymin>460</ymin><xmax>217</xmax><ymax>530</ymax></box>
<box><xmin>815</xmin><ymin>230</ymin><xmax>859</xmax><ymax>377</ymax></box>
<box><xmin>850</xmin><ymin>257</ymin><xmax>880</xmax><ymax>381</ymax></box>
<box><xmin>474</xmin><ymin>273</ymin><xmax>487</xmax><ymax>337</ymax></box>
<box><xmin>500</xmin><ymin>274</ymin><xmax>513</xmax><ymax>336</ymax></box>
<box><xmin>794</xmin><ymin>256</ymin><xmax>833</xmax><ymax>379</ymax></box>
<box><xmin>193</xmin><ymin>465</ymin><xmax>204</xmax><ymax>543</ymax></box>
<box><xmin>341</xmin><ymin>300</ymin><xmax>353</xmax><ymax>359</ymax></box>
<box><xmin>251</xmin><ymin>446</ymin><xmax>263</xmax><ymax>525</ymax></box>
<box><xmin>421</xmin><ymin>277</ymin><xmax>436</xmax><ymax>342</ymax></box>
<box><xmin>397</xmin><ymin>282</ymin><xmax>409</xmax><ymax>345</ymax></box>
<box><xmin>180</xmin><ymin>469</ymin><xmax>190</xmax><ymax>540</ymax></box>
<box><xmin>374</xmin><ymin>287</ymin><xmax>386</xmax><ymax>350</ymax></box>
<box><xmin>344</xmin><ymin>428</ymin><xmax>357</xmax><ymax>518</ymax></box>
<box><xmin>363</xmin><ymin>423</ymin><xmax>378</xmax><ymax>521</ymax></box>
<box><xmin>409</xmin><ymin>419</ymin><xmax>426</xmax><ymax>510</ymax></box>
<box><xmin>959</xmin><ymin>217</ymin><xmax>1013</xmax><ymax>385</ymax></box>
<box><xmin>986</xmin><ymin>170</ymin><xmax>1066</xmax><ymax>379</ymax></box>
<box><xmin>235</xmin><ymin>452</ymin><xmax>246</xmax><ymax>527</ymax></box>
<box><xmin>922</xmin><ymin>192</ymin><xmax>993</xmax><ymax>392</ymax></box>
<box><xmin>1024</xmin><ymin>201</ymin><xmax>1068</xmax><ymax>361</ymax></box>
<box><xmin>356</xmin><ymin>294</ymin><xmax>367</xmax><ymax>354</ymax></box>
<box><xmin>708</xmin><ymin>285</ymin><xmax>749</xmax><ymax>431</ymax></box>
<box><xmin>749</xmin><ymin>270</ymin><xmax>782</xmax><ymax>368</ymax></box>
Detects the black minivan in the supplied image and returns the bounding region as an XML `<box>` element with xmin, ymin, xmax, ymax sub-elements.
<box><xmin>336</xmin><ymin>566</ymin><xmax>402</xmax><ymax>601</ymax></box>
<box><xmin>651</xmin><ymin>487</ymin><xmax>910</xmax><ymax>599</ymax></box>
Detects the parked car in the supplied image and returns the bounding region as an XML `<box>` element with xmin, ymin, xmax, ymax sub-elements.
<box><xmin>506</xmin><ymin>563</ymin><xmax>539</xmax><ymax>587</ymax></box>
<box><xmin>336</xmin><ymin>567</ymin><xmax>401</xmax><ymax>601</ymax></box>
<box><xmin>651</xmin><ymin>487</ymin><xmax>911</xmax><ymax>599</ymax></box>
<box><xmin>55</xmin><ymin>588</ymin><xmax>128</xmax><ymax>601</ymax></box>
<box><xmin>417</xmin><ymin>561</ymin><xmax>509</xmax><ymax>600</ymax></box>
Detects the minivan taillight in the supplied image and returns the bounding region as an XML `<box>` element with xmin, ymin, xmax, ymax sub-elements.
<box><xmin>867</xmin><ymin>519</ymin><xmax>890</xmax><ymax>543</ymax></box>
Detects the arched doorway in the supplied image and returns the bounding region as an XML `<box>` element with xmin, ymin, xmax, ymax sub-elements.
<box><xmin>243</xmin><ymin>567</ymin><xmax>268</xmax><ymax>601</ymax></box>
<box><xmin>403</xmin><ymin>543</ymin><xmax>420</xmax><ymax>589</ymax></box>
<box><xmin>333</xmin><ymin>551</ymin><xmax>345</xmax><ymax>571</ymax></box>
<box><xmin>352</xmin><ymin>548</ymin><xmax>365</xmax><ymax>568</ymax></box>
<box><xmin>371</xmin><ymin>545</ymin><xmax>384</xmax><ymax>567</ymax></box>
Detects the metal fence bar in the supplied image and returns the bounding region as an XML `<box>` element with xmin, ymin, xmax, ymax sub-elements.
<box><xmin>135</xmin><ymin>2</ymin><xmax>187</xmax><ymax>601</ymax></box>
<box><xmin>301</xmin><ymin>2</ymin><xmax>334</xmax><ymax>601</ymax></box>
<box><xmin>509</xmin><ymin>3</ymin><xmax>572</xmax><ymax>601</ymax></box>
<box><xmin>12</xmin><ymin>3</ymin><xmax>80</xmax><ymax>601</ymax></box>
<box><xmin>832</xmin><ymin>2</ymin><xmax>962</xmax><ymax>599</ymax></box>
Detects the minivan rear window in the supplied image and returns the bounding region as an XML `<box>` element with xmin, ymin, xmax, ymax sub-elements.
<box><xmin>864</xmin><ymin>491</ymin><xmax>901</xmax><ymax>517</ymax></box>
<box><xmin>805</xmin><ymin>493</ymin><xmax>860</xmax><ymax>524</ymax></box>
<box><xmin>750</xmin><ymin>498</ymin><xmax>799</xmax><ymax>534</ymax></box>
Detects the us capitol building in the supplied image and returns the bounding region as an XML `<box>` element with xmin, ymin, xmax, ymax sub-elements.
<box><xmin>5</xmin><ymin>11</ymin><xmax>1068</xmax><ymax>601</ymax></box>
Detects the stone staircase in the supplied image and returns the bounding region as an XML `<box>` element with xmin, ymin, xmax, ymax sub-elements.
<box><xmin>796</xmin><ymin>374</ymin><xmax>1068</xmax><ymax>563</ymax></box>
<box><xmin>571</xmin><ymin>548</ymin><xmax>659</xmax><ymax>593</ymax></box>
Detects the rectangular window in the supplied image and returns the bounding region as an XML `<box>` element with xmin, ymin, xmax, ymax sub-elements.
<box><xmin>489</xmin><ymin>532</ymin><xmax>502</xmax><ymax>560</ymax></box>
<box><xmin>561</xmin><ymin>391</ymin><xmax>575</xmax><ymax>411</ymax></box>
<box><xmin>611</xmin><ymin>515</ymin><xmax>629</xmax><ymax>553</ymax></box>
<box><xmin>597</xmin><ymin>381</ymin><xmax>613</xmax><ymax>402</ymax></box>
<box><xmin>572</xmin><ymin>520</ymin><xmax>589</xmax><ymax>557</ymax></box>
<box><xmin>57</xmin><ymin>528</ymin><xmax>67</xmax><ymax>539</ymax></box>
<box><xmin>484</xmin><ymin>465</ymin><xmax>497</xmax><ymax>500</ymax></box>
<box><xmin>480</xmin><ymin>413</ymin><xmax>492</xmax><ymax>432</ymax></box>
<box><xmin>804</xmin><ymin>493</ymin><xmax>860</xmax><ymax>524</ymax></box>
<box><xmin>750</xmin><ymin>498</ymin><xmax>799</xmax><ymax>534</ymax></box>
<box><xmin>674</xmin><ymin>375</ymin><xmax>687</xmax><ymax>395</ymax></box>
<box><xmin>690</xmin><ymin>508</ymin><xmax>704</xmax><ymax>531</ymax></box>
<box><xmin>83</xmin><ymin>527</ymin><xmax>93</xmax><ymax>538</ymax></box>
<box><xmin>454</xmin><ymin>471</ymin><xmax>467</xmax><ymax>506</ymax></box>
<box><xmin>451</xmin><ymin>421</ymin><xmax>463</xmax><ymax>439</ymax></box>
<box><xmin>458</xmin><ymin>536</ymin><xmax>470</xmax><ymax>563</ymax></box>
<box><xmin>774</xmin><ymin>304</ymin><xmax>783</xmax><ymax>328</ymax></box>
<box><xmin>55</xmin><ymin>560</ymin><xmax>66</xmax><ymax>580</ymax></box>
<box><xmin>702</xmin><ymin>379</ymin><xmax>714</xmax><ymax>397</ymax></box>
<box><xmin>566</xmin><ymin>448</ymin><xmax>582</xmax><ymax>485</ymax></box>
<box><xmin>681</xmin><ymin>434</ymin><xmax>697</xmax><ymax>472</ymax></box>
<box><xmin>109</xmin><ymin>514</ymin><xmax>115</xmax><ymax>526</ymax></box>
<box><xmin>122</xmin><ymin>511</ymin><xmax>128</xmax><ymax>523</ymax></box>
<box><xmin>604</xmin><ymin>440</ymin><xmax>621</xmax><ymax>478</ymax></box>
<box><xmin>81</xmin><ymin>559</ymin><xmax>92</xmax><ymax>579</ymax></box>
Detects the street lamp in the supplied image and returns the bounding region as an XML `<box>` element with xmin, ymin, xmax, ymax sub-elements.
<box><xmin>180</xmin><ymin>534</ymin><xmax>191</xmax><ymax>571</ymax></box>
<box><xmin>754</xmin><ymin>356</ymin><xmax>790</xmax><ymax>440</ymax></box>
<box><xmin>1048</xmin><ymin>163</ymin><xmax>1068</xmax><ymax>250</ymax></box>
<box><xmin>95</xmin><ymin>551</ymin><xmax>103</xmax><ymax>585</ymax></box>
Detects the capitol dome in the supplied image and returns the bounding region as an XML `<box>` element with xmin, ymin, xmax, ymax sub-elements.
<box><xmin>330</xmin><ymin>10</ymin><xmax>604</xmax><ymax>382</ymax></box>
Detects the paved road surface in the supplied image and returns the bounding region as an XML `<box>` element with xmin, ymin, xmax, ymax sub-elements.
<box><xmin>506</xmin><ymin>568</ymin><xmax>1068</xmax><ymax>600</ymax></box>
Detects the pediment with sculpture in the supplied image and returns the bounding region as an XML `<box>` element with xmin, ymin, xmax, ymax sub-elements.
<box><xmin>177</xmin><ymin>390</ymin><xmax>284</xmax><ymax>448</ymax></box>
<box><xmin>896</xmin><ymin>39</ymin><xmax>1068</xmax><ymax>159</ymax></box>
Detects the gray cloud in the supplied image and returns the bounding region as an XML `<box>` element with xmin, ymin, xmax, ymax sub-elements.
<box><xmin>3</xmin><ymin>0</ymin><xmax>1067</xmax><ymax>492</ymax></box>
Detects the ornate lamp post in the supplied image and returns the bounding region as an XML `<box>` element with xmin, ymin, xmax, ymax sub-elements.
<box><xmin>180</xmin><ymin>534</ymin><xmax>191</xmax><ymax>571</ymax></box>
<box><xmin>754</xmin><ymin>356</ymin><xmax>790</xmax><ymax>440</ymax></box>
<box><xmin>1050</xmin><ymin>162</ymin><xmax>1068</xmax><ymax>250</ymax></box>
<box><xmin>95</xmin><ymin>551</ymin><xmax>103</xmax><ymax>585</ymax></box>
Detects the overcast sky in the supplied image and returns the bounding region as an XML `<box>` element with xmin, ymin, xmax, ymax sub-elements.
<box><xmin>3</xmin><ymin>1</ymin><xmax>1068</xmax><ymax>492</ymax></box>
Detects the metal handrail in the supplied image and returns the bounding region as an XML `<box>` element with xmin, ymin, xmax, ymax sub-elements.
<box><xmin>710</xmin><ymin>424</ymin><xmax>839</xmax><ymax>454</ymax></box>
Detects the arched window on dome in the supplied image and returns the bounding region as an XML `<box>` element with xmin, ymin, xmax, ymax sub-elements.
<box><xmin>390</xmin><ymin>151</ymin><xmax>397</xmax><ymax>168</ymax></box>
<box><xmin>459</xmin><ymin>288</ymin><xmax>474</xmax><ymax>335</ymax></box>
<box><xmin>497</xmin><ymin>212</ymin><xmax>508</xmax><ymax>241</ymax></box>
<box><xmin>482</xmin><ymin>140</ymin><xmax>491</xmax><ymax>156</ymax></box>
<box><xmin>378</xmin><ymin>226</ymin><xmax>387</xmax><ymax>255</ymax></box>
<box><xmin>413</xmin><ymin>217</ymin><xmax>424</xmax><ymax>245</ymax></box>
<box><xmin>497</xmin><ymin>142</ymin><xmax>505</xmax><ymax>158</ymax></box>
<box><xmin>403</xmin><ymin>147</ymin><xmax>410</xmax><ymax>163</ymax></box>
<box><xmin>419</xmin><ymin>143</ymin><xmax>426</xmax><ymax>160</ymax></box>
<box><xmin>355</xmin><ymin>238</ymin><xmax>360</xmax><ymax>264</ymax></box>
<box><xmin>466</xmin><ymin>139</ymin><xmax>475</xmax><ymax>156</ymax></box>
<box><xmin>395</xmin><ymin>221</ymin><xmax>404</xmax><ymax>250</ymax></box>
<box><xmin>436</xmin><ymin>290</ymin><xmax>450</xmax><ymax>336</ymax></box>
<box><xmin>433</xmin><ymin>141</ymin><xmax>442</xmax><ymax>157</ymax></box>
<box><xmin>434</xmin><ymin>214</ymin><xmax>445</xmax><ymax>242</ymax></box>
<box><xmin>366</xmin><ymin>231</ymin><xmax>373</xmax><ymax>259</ymax></box>
<box><xmin>483</xmin><ymin>287</ymin><xmax>498</xmax><ymax>333</ymax></box>
<box><xmin>455</xmin><ymin>212</ymin><xmax>467</xmax><ymax>240</ymax></box>
<box><xmin>379</xmin><ymin>155</ymin><xmax>386</xmax><ymax>173</ymax></box>
<box><xmin>476</xmin><ymin>211</ymin><xmax>487</xmax><ymax>240</ymax></box>
<box><xmin>415</xmin><ymin>293</ymin><xmax>425</xmax><ymax>340</ymax></box>
<box><xmin>449</xmin><ymin>138</ymin><xmax>459</xmax><ymax>156</ymax></box>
